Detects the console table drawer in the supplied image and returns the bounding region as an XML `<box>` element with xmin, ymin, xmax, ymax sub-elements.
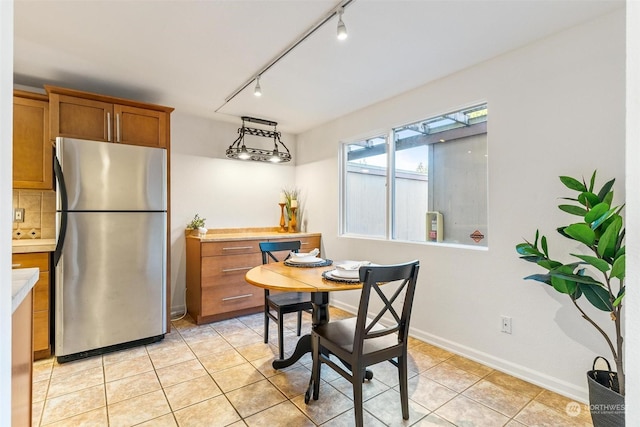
<box><xmin>201</xmin><ymin>282</ymin><xmax>263</xmax><ymax>315</ymax></box>
<box><xmin>201</xmin><ymin>240</ymin><xmax>261</xmax><ymax>257</ymax></box>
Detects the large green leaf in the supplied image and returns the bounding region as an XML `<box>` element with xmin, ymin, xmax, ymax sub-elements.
<box><xmin>550</xmin><ymin>265</ymin><xmax>577</xmax><ymax>294</ymax></box>
<box><xmin>585</xmin><ymin>202</ymin><xmax>609</xmax><ymax>224</ymax></box>
<box><xmin>549</xmin><ymin>270</ymin><xmax>602</xmax><ymax>285</ymax></box>
<box><xmin>524</xmin><ymin>273</ymin><xmax>552</xmax><ymax>286</ymax></box>
<box><xmin>551</xmin><ymin>275</ymin><xmax>577</xmax><ymax>294</ymax></box>
<box><xmin>559</xmin><ymin>204</ymin><xmax>588</xmax><ymax>216</ymax></box>
<box><xmin>538</xmin><ymin>259</ymin><xmax>562</xmax><ymax>270</ymax></box>
<box><xmin>560</xmin><ymin>176</ymin><xmax>586</xmax><ymax>192</ymax></box>
<box><xmin>580</xmin><ymin>283</ymin><xmax>613</xmax><ymax>311</ymax></box>
<box><xmin>515</xmin><ymin>242</ymin><xmax>541</xmax><ymax>257</ymax></box>
<box><xmin>564</xmin><ymin>223</ymin><xmax>595</xmax><ymax>246</ymax></box>
<box><xmin>610</xmin><ymin>254</ymin><xmax>625</xmax><ymax>280</ymax></box>
<box><xmin>597</xmin><ymin>178</ymin><xmax>615</xmax><ymax>202</ymax></box>
<box><xmin>597</xmin><ymin>216</ymin><xmax>622</xmax><ymax>258</ymax></box>
<box><xmin>589</xmin><ymin>170</ymin><xmax>597</xmax><ymax>193</ymax></box>
<box><xmin>614</xmin><ymin>287</ymin><xmax>625</xmax><ymax>306</ymax></box>
<box><xmin>571</xmin><ymin>254</ymin><xmax>610</xmax><ymax>272</ymax></box>
<box><xmin>578</xmin><ymin>192</ymin><xmax>600</xmax><ymax>208</ymax></box>
<box><xmin>590</xmin><ymin>207</ymin><xmax>617</xmax><ymax>230</ymax></box>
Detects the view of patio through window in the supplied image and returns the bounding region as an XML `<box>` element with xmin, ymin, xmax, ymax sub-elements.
<box><xmin>341</xmin><ymin>104</ymin><xmax>488</xmax><ymax>247</ymax></box>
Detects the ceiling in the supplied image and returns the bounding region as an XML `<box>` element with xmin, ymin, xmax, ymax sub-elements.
<box><xmin>14</xmin><ymin>0</ymin><xmax>623</xmax><ymax>134</ymax></box>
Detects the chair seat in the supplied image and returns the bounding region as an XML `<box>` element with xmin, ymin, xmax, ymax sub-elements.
<box><xmin>267</xmin><ymin>292</ymin><xmax>312</xmax><ymax>312</ymax></box>
<box><xmin>315</xmin><ymin>317</ymin><xmax>400</xmax><ymax>355</ymax></box>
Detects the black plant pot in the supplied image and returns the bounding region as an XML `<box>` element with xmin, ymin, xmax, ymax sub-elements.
<box><xmin>587</xmin><ymin>362</ymin><xmax>625</xmax><ymax>427</ymax></box>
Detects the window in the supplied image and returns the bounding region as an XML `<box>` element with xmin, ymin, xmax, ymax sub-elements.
<box><xmin>343</xmin><ymin>136</ymin><xmax>387</xmax><ymax>237</ymax></box>
<box><xmin>341</xmin><ymin>104</ymin><xmax>488</xmax><ymax>247</ymax></box>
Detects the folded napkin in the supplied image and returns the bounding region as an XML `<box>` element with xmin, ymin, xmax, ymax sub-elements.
<box><xmin>335</xmin><ymin>261</ymin><xmax>371</xmax><ymax>271</ymax></box>
<box><xmin>331</xmin><ymin>261</ymin><xmax>371</xmax><ymax>279</ymax></box>
<box><xmin>290</xmin><ymin>248</ymin><xmax>320</xmax><ymax>258</ymax></box>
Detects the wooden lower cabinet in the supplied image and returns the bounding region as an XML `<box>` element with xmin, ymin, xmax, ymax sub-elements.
<box><xmin>12</xmin><ymin>289</ymin><xmax>33</xmax><ymax>427</ymax></box>
<box><xmin>12</xmin><ymin>252</ymin><xmax>51</xmax><ymax>359</ymax></box>
<box><xmin>186</xmin><ymin>232</ymin><xmax>321</xmax><ymax>324</ymax></box>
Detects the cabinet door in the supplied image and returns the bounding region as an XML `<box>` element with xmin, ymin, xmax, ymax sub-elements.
<box><xmin>13</xmin><ymin>252</ymin><xmax>50</xmax><ymax>358</ymax></box>
<box><xmin>114</xmin><ymin>104</ymin><xmax>168</xmax><ymax>148</ymax></box>
<box><xmin>13</xmin><ymin>96</ymin><xmax>52</xmax><ymax>189</ymax></box>
<box><xmin>50</xmin><ymin>93</ymin><xmax>113</xmax><ymax>142</ymax></box>
<box><xmin>12</xmin><ymin>290</ymin><xmax>32</xmax><ymax>427</ymax></box>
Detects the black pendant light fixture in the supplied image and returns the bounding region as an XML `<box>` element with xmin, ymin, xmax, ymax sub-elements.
<box><xmin>226</xmin><ymin>116</ymin><xmax>291</xmax><ymax>163</ymax></box>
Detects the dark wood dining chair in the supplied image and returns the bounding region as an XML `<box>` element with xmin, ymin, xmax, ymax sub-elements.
<box><xmin>259</xmin><ymin>241</ymin><xmax>313</xmax><ymax>359</ymax></box>
<box><xmin>305</xmin><ymin>260</ymin><xmax>420</xmax><ymax>427</ymax></box>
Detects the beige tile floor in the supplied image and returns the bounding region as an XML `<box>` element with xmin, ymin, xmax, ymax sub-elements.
<box><xmin>31</xmin><ymin>307</ymin><xmax>594</xmax><ymax>426</ymax></box>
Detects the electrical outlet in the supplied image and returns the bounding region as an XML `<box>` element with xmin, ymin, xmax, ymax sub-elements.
<box><xmin>13</xmin><ymin>208</ymin><xmax>25</xmax><ymax>223</ymax></box>
<box><xmin>501</xmin><ymin>316</ymin><xmax>512</xmax><ymax>334</ymax></box>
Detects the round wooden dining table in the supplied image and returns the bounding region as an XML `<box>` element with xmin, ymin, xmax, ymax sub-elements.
<box><xmin>245</xmin><ymin>260</ymin><xmax>362</xmax><ymax>369</ymax></box>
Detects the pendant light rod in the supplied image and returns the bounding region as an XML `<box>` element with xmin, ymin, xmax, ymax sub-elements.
<box><xmin>216</xmin><ymin>0</ymin><xmax>355</xmax><ymax>111</ymax></box>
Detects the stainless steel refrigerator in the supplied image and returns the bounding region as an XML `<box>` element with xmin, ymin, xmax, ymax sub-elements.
<box><xmin>54</xmin><ymin>137</ymin><xmax>166</xmax><ymax>362</ymax></box>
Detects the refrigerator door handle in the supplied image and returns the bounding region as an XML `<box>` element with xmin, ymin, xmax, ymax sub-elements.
<box><xmin>54</xmin><ymin>156</ymin><xmax>68</xmax><ymax>267</ymax></box>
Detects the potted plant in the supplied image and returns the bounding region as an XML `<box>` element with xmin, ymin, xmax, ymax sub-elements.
<box><xmin>187</xmin><ymin>214</ymin><xmax>207</xmax><ymax>236</ymax></box>
<box><xmin>515</xmin><ymin>171</ymin><xmax>625</xmax><ymax>426</ymax></box>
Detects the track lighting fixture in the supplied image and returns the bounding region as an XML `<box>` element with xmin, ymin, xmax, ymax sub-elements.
<box><xmin>254</xmin><ymin>76</ymin><xmax>262</xmax><ymax>97</ymax></box>
<box><xmin>217</xmin><ymin>0</ymin><xmax>355</xmax><ymax>110</ymax></box>
<box><xmin>337</xmin><ymin>7</ymin><xmax>348</xmax><ymax>40</ymax></box>
<box><xmin>226</xmin><ymin>116</ymin><xmax>291</xmax><ymax>163</ymax></box>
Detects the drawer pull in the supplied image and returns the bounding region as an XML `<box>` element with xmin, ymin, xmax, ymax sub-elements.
<box><xmin>222</xmin><ymin>293</ymin><xmax>253</xmax><ymax>301</ymax></box>
<box><xmin>12</xmin><ymin>263</ymin><xmax>21</xmax><ymax>268</ymax></box>
<box><xmin>222</xmin><ymin>246</ymin><xmax>253</xmax><ymax>251</ymax></box>
<box><xmin>221</xmin><ymin>266</ymin><xmax>253</xmax><ymax>272</ymax></box>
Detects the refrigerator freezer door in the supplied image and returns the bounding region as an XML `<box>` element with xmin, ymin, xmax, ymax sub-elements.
<box><xmin>57</xmin><ymin>137</ymin><xmax>166</xmax><ymax>211</ymax></box>
<box><xmin>55</xmin><ymin>211</ymin><xmax>166</xmax><ymax>357</ymax></box>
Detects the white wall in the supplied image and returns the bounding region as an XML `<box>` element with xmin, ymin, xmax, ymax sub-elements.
<box><xmin>1</xmin><ymin>1</ymin><xmax>13</xmax><ymax>423</ymax></box>
<box><xmin>625</xmin><ymin>1</ymin><xmax>639</xmax><ymax>424</ymax></box>
<box><xmin>295</xmin><ymin>9</ymin><xmax>625</xmax><ymax>402</ymax></box>
<box><xmin>169</xmin><ymin>112</ymin><xmax>296</xmax><ymax>315</ymax></box>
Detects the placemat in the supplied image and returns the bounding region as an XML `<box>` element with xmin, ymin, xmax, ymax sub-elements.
<box><xmin>284</xmin><ymin>259</ymin><xmax>333</xmax><ymax>268</ymax></box>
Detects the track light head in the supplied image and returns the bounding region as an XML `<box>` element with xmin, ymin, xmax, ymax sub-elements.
<box><xmin>254</xmin><ymin>76</ymin><xmax>262</xmax><ymax>97</ymax></box>
<box><xmin>337</xmin><ymin>7</ymin><xmax>347</xmax><ymax>40</ymax></box>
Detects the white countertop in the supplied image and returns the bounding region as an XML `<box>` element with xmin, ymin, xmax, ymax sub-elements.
<box><xmin>12</xmin><ymin>268</ymin><xmax>40</xmax><ymax>313</ymax></box>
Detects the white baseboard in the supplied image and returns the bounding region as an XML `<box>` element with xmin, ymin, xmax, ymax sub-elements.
<box><xmin>329</xmin><ymin>300</ymin><xmax>589</xmax><ymax>403</ymax></box>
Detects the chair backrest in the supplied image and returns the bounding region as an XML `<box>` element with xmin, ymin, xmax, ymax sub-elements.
<box><xmin>354</xmin><ymin>260</ymin><xmax>420</xmax><ymax>354</ymax></box>
<box><xmin>259</xmin><ymin>240</ymin><xmax>301</xmax><ymax>264</ymax></box>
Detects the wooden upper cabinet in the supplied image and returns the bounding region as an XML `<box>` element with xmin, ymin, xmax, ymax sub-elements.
<box><xmin>46</xmin><ymin>85</ymin><xmax>173</xmax><ymax>149</ymax></box>
<box><xmin>50</xmin><ymin>94</ymin><xmax>112</xmax><ymax>142</ymax></box>
<box><xmin>13</xmin><ymin>91</ymin><xmax>52</xmax><ymax>190</ymax></box>
<box><xmin>115</xmin><ymin>104</ymin><xmax>167</xmax><ymax>148</ymax></box>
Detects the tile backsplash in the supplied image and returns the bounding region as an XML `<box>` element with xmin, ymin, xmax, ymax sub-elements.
<box><xmin>12</xmin><ymin>189</ymin><xmax>56</xmax><ymax>239</ymax></box>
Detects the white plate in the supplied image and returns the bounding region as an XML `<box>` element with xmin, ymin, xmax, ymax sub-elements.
<box><xmin>324</xmin><ymin>270</ymin><xmax>360</xmax><ymax>282</ymax></box>
<box><xmin>287</xmin><ymin>256</ymin><xmax>323</xmax><ymax>264</ymax></box>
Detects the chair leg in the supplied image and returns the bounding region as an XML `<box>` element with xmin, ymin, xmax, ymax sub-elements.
<box><xmin>353</xmin><ymin>366</ymin><xmax>365</xmax><ymax>427</ymax></box>
<box><xmin>312</xmin><ymin>336</ymin><xmax>321</xmax><ymax>400</ymax></box>
<box><xmin>263</xmin><ymin>307</ymin><xmax>269</xmax><ymax>344</ymax></box>
<box><xmin>278</xmin><ymin>312</ymin><xmax>285</xmax><ymax>359</ymax></box>
<box><xmin>296</xmin><ymin>310</ymin><xmax>302</xmax><ymax>336</ymax></box>
<box><xmin>398</xmin><ymin>354</ymin><xmax>409</xmax><ymax>420</ymax></box>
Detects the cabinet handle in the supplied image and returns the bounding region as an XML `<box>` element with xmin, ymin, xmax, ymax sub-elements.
<box><xmin>221</xmin><ymin>267</ymin><xmax>253</xmax><ymax>272</ymax></box>
<box><xmin>116</xmin><ymin>113</ymin><xmax>121</xmax><ymax>142</ymax></box>
<box><xmin>12</xmin><ymin>263</ymin><xmax>21</xmax><ymax>268</ymax></box>
<box><xmin>107</xmin><ymin>112</ymin><xmax>112</xmax><ymax>142</ymax></box>
<box><xmin>301</xmin><ymin>242</ymin><xmax>310</xmax><ymax>246</ymax></box>
<box><xmin>222</xmin><ymin>246</ymin><xmax>253</xmax><ymax>251</ymax></box>
<box><xmin>222</xmin><ymin>293</ymin><xmax>253</xmax><ymax>301</ymax></box>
